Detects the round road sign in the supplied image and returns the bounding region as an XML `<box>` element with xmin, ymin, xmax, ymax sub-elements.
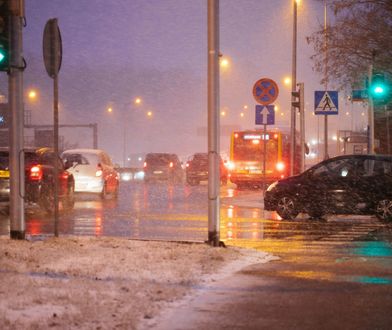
<box><xmin>43</xmin><ymin>18</ymin><xmax>62</xmax><ymax>78</ymax></box>
<box><xmin>252</xmin><ymin>78</ymin><xmax>279</xmax><ymax>105</ymax></box>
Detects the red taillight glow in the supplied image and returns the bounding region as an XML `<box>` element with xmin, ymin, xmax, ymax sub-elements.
<box><xmin>61</xmin><ymin>171</ymin><xmax>69</xmax><ymax>180</ymax></box>
<box><xmin>276</xmin><ymin>162</ymin><xmax>285</xmax><ymax>172</ymax></box>
<box><xmin>169</xmin><ymin>162</ymin><xmax>174</xmax><ymax>168</ymax></box>
<box><xmin>274</xmin><ymin>133</ymin><xmax>278</xmax><ymax>139</ymax></box>
<box><xmin>29</xmin><ymin>165</ymin><xmax>43</xmax><ymax>181</ymax></box>
<box><xmin>185</xmin><ymin>162</ymin><xmax>190</xmax><ymax>168</ymax></box>
<box><xmin>143</xmin><ymin>162</ymin><xmax>147</xmax><ymax>168</ymax></box>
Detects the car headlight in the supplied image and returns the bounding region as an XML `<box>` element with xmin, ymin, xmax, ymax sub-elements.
<box><xmin>266</xmin><ymin>181</ymin><xmax>278</xmax><ymax>192</ymax></box>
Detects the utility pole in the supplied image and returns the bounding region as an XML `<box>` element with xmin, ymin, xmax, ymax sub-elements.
<box><xmin>290</xmin><ymin>0</ymin><xmax>297</xmax><ymax>176</ymax></box>
<box><xmin>9</xmin><ymin>0</ymin><xmax>25</xmax><ymax>240</ymax></box>
<box><xmin>207</xmin><ymin>0</ymin><xmax>221</xmax><ymax>247</ymax></box>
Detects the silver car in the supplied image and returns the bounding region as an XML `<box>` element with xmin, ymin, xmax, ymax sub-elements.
<box><xmin>61</xmin><ymin>149</ymin><xmax>119</xmax><ymax>199</ymax></box>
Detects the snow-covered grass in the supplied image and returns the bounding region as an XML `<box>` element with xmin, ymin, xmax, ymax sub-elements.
<box><xmin>0</xmin><ymin>236</ymin><xmax>272</xmax><ymax>329</ymax></box>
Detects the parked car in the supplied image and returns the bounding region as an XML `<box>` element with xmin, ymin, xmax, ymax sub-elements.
<box><xmin>61</xmin><ymin>149</ymin><xmax>119</xmax><ymax>199</ymax></box>
<box><xmin>143</xmin><ymin>153</ymin><xmax>183</xmax><ymax>183</ymax></box>
<box><xmin>0</xmin><ymin>147</ymin><xmax>75</xmax><ymax>213</ymax></box>
<box><xmin>185</xmin><ymin>153</ymin><xmax>228</xmax><ymax>186</ymax></box>
<box><xmin>264</xmin><ymin>154</ymin><xmax>392</xmax><ymax>222</ymax></box>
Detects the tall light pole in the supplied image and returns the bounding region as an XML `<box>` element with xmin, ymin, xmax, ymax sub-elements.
<box><xmin>207</xmin><ymin>0</ymin><xmax>221</xmax><ymax>247</ymax></box>
<box><xmin>290</xmin><ymin>0</ymin><xmax>298</xmax><ymax>176</ymax></box>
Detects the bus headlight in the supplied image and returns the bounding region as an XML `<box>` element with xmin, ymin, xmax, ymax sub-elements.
<box><xmin>226</xmin><ymin>161</ymin><xmax>235</xmax><ymax>170</ymax></box>
<box><xmin>276</xmin><ymin>162</ymin><xmax>285</xmax><ymax>172</ymax></box>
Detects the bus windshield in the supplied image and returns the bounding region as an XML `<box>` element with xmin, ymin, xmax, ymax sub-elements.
<box><xmin>233</xmin><ymin>135</ymin><xmax>278</xmax><ymax>162</ymax></box>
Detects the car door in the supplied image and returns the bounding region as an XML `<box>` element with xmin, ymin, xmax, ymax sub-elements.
<box><xmin>300</xmin><ymin>157</ymin><xmax>359</xmax><ymax>213</ymax></box>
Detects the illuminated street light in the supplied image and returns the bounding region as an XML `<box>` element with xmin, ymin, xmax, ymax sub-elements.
<box><xmin>135</xmin><ymin>97</ymin><xmax>142</xmax><ymax>105</ymax></box>
<box><xmin>107</xmin><ymin>107</ymin><xmax>113</xmax><ymax>113</ymax></box>
<box><xmin>283</xmin><ymin>77</ymin><xmax>291</xmax><ymax>86</ymax></box>
<box><xmin>28</xmin><ymin>89</ymin><xmax>37</xmax><ymax>100</ymax></box>
<box><xmin>220</xmin><ymin>57</ymin><xmax>229</xmax><ymax>68</ymax></box>
<box><xmin>147</xmin><ymin>111</ymin><xmax>153</xmax><ymax>117</ymax></box>
<box><xmin>240</xmin><ymin>112</ymin><xmax>244</xmax><ymax>118</ymax></box>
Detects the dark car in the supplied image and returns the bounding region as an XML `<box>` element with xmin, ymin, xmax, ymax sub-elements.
<box><xmin>264</xmin><ymin>154</ymin><xmax>392</xmax><ymax>222</ymax></box>
<box><xmin>185</xmin><ymin>153</ymin><xmax>228</xmax><ymax>186</ymax></box>
<box><xmin>143</xmin><ymin>153</ymin><xmax>184</xmax><ymax>183</ymax></box>
<box><xmin>0</xmin><ymin>147</ymin><xmax>75</xmax><ymax>213</ymax></box>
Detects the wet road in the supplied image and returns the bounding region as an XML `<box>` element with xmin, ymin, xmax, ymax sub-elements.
<box><xmin>0</xmin><ymin>181</ymin><xmax>390</xmax><ymax>245</ymax></box>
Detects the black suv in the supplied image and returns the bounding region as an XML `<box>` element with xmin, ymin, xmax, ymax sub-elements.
<box><xmin>264</xmin><ymin>154</ymin><xmax>392</xmax><ymax>222</ymax></box>
<box><xmin>0</xmin><ymin>147</ymin><xmax>75</xmax><ymax>213</ymax></box>
<box><xmin>143</xmin><ymin>153</ymin><xmax>184</xmax><ymax>183</ymax></box>
<box><xmin>185</xmin><ymin>153</ymin><xmax>228</xmax><ymax>186</ymax></box>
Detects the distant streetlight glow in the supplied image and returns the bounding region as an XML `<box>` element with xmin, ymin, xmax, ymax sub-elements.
<box><xmin>283</xmin><ymin>77</ymin><xmax>291</xmax><ymax>86</ymax></box>
<box><xmin>135</xmin><ymin>97</ymin><xmax>142</xmax><ymax>105</ymax></box>
<box><xmin>221</xmin><ymin>111</ymin><xmax>226</xmax><ymax>116</ymax></box>
<box><xmin>28</xmin><ymin>90</ymin><xmax>37</xmax><ymax>100</ymax></box>
<box><xmin>220</xmin><ymin>58</ymin><xmax>229</xmax><ymax>68</ymax></box>
<box><xmin>147</xmin><ymin>111</ymin><xmax>153</xmax><ymax>117</ymax></box>
<box><xmin>240</xmin><ymin>112</ymin><xmax>244</xmax><ymax>117</ymax></box>
<box><xmin>107</xmin><ymin>107</ymin><xmax>113</xmax><ymax>113</ymax></box>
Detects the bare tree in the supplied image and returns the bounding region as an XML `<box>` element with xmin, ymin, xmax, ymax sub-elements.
<box><xmin>307</xmin><ymin>0</ymin><xmax>392</xmax><ymax>90</ymax></box>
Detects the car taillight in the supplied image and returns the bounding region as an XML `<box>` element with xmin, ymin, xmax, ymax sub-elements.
<box><xmin>61</xmin><ymin>171</ymin><xmax>69</xmax><ymax>180</ymax></box>
<box><xmin>169</xmin><ymin>162</ymin><xmax>174</xmax><ymax>168</ymax></box>
<box><xmin>29</xmin><ymin>165</ymin><xmax>43</xmax><ymax>181</ymax></box>
<box><xmin>276</xmin><ymin>162</ymin><xmax>285</xmax><ymax>172</ymax></box>
<box><xmin>143</xmin><ymin>161</ymin><xmax>147</xmax><ymax>168</ymax></box>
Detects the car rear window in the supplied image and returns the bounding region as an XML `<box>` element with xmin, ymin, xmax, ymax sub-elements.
<box><xmin>62</xmin><ymin>153</ymin><xmax>90</xmax><ymax>166</ymax></box>
<box><xmin>146</xmin><ymin>154</ymin><xmax>173</xmax><ymax>165</ymax></box>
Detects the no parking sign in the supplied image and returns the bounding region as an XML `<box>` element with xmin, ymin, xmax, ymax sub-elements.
<box><xmin>253</xmin><ymin>78</ymin><xmax>279</xmax><ymax>105</ymax></box>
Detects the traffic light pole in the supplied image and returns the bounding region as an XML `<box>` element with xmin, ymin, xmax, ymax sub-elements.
<box><xmin>368</xmin><ymin>60</ymin><xmax>375</xmax><ymax>154</ymax></box>
<box><xmin>9</xmin><ymin>0</ymin><xmax>25</xmax><ymax>240</ymax></box>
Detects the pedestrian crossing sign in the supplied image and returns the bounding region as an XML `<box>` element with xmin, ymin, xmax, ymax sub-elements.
<box><xmin>314</xmin><ymin>91</ymin><xmax>338</xmax><ymax>115</ymax></box>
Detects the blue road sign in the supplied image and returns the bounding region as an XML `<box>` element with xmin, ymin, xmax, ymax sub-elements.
<box><xmin>255</xmin><ymin>105</ymin><xmax>275</xmax><ymax>125</ymax></box>
<box><xmin>314</xmin><ymin>91</ymin><xmax>338</xmax><ymax>115</ymax></box>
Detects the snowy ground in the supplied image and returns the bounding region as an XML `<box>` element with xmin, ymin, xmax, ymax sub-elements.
<box><xmin>0</xmin><ymin>236</ymin><xmax>273</xmax><ymax>329</ymax></box>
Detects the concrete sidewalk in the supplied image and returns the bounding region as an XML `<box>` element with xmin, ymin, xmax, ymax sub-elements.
<box><xmin>142</xmin><ymin>245</ymin><xmax>392</xmax><ymax>330</ymax></box>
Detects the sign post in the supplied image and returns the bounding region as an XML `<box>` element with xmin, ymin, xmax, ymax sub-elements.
<box><xmin>253</xmin><ymin>78</ymin><xmax>278</xmax><ymax>192</ymax></box>
<box><xmin>43</xmin><ymin>18</ymin><xmax>62</xmax><ymax>237</ymax></box>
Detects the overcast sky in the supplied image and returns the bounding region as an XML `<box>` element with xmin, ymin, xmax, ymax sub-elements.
<box><xmin>0</xmin><ymin>0</ymin><xmax>368</xmax><ymax>165</ymax></box>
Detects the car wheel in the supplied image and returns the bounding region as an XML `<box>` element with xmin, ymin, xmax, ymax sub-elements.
<box><xmin>62</xmin><ymin>184</ymin><xmax>75</xmax><ymax>211</ymax></box>
<box><xmin>100</xmin><ymin>183</ymin><xmax>108</xmax><ymax>199</ymax></box>
<box><xmin>113</xmin><ymin>183</ymin><xmax>119</xmax><ymax>199</ymax></box>
<box><xmin>375</xmin><ymin>199</ymin><xmax>392</xmax><ymax>222</ymax></box>
<box><xmin>276</xmin><ymin>195</ymin><xmax>299</xmax><ymax>220</ymax></box>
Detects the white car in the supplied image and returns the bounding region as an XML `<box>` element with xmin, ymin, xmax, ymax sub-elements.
<box><xmin>61</xmin><ymin>149</ymin><xmax>119</xmax><ymax>198</ymax></box>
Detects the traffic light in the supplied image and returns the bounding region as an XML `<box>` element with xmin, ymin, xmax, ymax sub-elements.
<box><xmin>291</xmin><ymin>83</ymin><xmax>304</xmax><ymax>110</ymax></box>
<box><xmin>0</xmin><ymin>0</ymin><xmax>10</xmax><ymax>72</ymax></box>
<box><xmin>369</xmin><ymin>73</ymin><xmax>389</xmax><ymax>103</ymax></box>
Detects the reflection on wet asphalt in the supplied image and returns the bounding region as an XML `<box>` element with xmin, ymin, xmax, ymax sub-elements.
<box><xmin>0</xmin><ymin>182</ymin><xmax>390</xmax><ymax>244</ymax></box>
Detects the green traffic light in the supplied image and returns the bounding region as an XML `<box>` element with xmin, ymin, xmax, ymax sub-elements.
<box><xmin>0</xmin><ymin>51</ymin><xmax>5</xmax><ymax>63</ymax></box>
<box><xmin>373</xmin><ymin>85</ymin><xmax>385</xmax><ymax>95</ymax></box>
